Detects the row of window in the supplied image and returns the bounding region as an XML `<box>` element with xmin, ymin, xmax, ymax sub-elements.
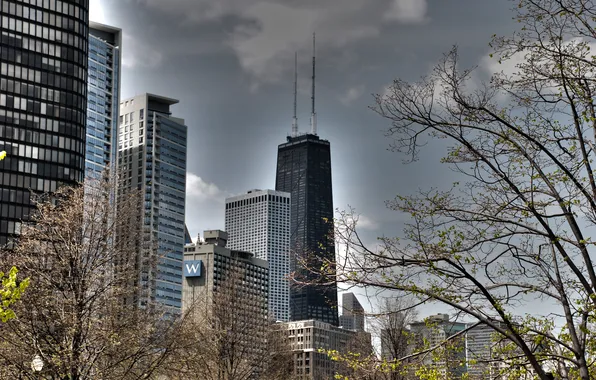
<box><xmin>0</xmin><ymin>124</ymin><xmax>85</xmax><ymax>155</ymax></box>
<box><xmin>1</xmin><ymin>60</ymin><xmax>86</xmax><ymax>114</ymax></box>
<box><xmin>1</xmin><ymin>18</ymin><xmax>87</xmax><ymax>68</ymax></box>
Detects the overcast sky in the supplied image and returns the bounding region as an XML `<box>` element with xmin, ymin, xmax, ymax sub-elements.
<box><xmin>90</xmin><ymin>0</ymin><xmax>521</xmax><ymax>312</ymax></box>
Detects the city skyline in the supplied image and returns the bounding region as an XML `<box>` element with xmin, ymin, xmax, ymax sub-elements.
<box><xmin>87</xmin><ymin>1</ymin><xmax>519</xmax><ymax>267</ymax></box>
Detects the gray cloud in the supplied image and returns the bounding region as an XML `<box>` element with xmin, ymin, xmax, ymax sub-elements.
<box><xmin>135</xmin><ymin>0</ymin><xmax>429</xmax><ymax>85</ymax></box>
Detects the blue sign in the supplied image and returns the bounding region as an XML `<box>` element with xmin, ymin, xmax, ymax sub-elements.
<box><xmin>184</xmin><ymin>260</ymin><xmax>202</xmax><ymax>277</ymax></box>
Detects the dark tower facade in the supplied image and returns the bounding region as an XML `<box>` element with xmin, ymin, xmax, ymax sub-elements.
<box><xmin>275</xmin><ymin>133</ymin><xmax>338</xmax><ymax>325</ymax></box>
<box><xmin>0</xmin><ymin>0</ymin><xmax>90</xmax><ymax>246</ymax></box>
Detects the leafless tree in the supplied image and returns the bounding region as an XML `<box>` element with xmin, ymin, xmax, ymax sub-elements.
<box><xmin>0</xmin><ymin>179</ymin><xmax>181</xmax><ymax>379</ymax></box>
<box><xmin>303</xmin><ymin>1</ymin><xmax>596</xmax><ymax>379</ymax></box>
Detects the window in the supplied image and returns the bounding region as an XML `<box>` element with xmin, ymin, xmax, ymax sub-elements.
<box><xmin>140</xmin><ymin>109</ymin><xmax>144</xmax><ymax>120</ymax></box>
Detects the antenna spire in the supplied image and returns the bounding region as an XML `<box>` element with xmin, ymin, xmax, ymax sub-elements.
<box><xmin>292</xmin><ymin>52</ymin><xmax>298</xmax><ymax>137</ymax></box>
<box><xmin>310</xmin><ymin>32</ymin><xmax>317</xmax><ymax>135</ymax></box>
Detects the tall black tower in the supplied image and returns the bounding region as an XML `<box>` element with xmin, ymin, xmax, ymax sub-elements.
<box><xmin>275</xmin><ymin>34</ymin><xmax>338</xmax><ymax>325</ymax></box>
<box><xmin>0</xmin><ymin>0</ymin><xmax>90</xmax><ymax>246</ymax></box>
<box><xmin>275</xmin><ymin>134</ymin><xmax>338</xmax><ymax>325</ymax></box>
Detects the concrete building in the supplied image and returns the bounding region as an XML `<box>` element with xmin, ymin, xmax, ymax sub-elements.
<box><xmin>86</xmin><ymin>22</ymin><xmax>121</xmax><ymax>178</ymax></box>
<box><xmin>225</xmin><ymin>189</ymin><xmax>291</xmax><ymax>321</ymax></box>
<box><xmin>182</xmin><ymin>230</ymin><xmax>269</xmax><ymax>379</ymax></box>
<box><xmin>0</xmin><ymin>0</ymin><xmax>90</xmax><ymax>245</ymax></box>
<box><xmin>410</xmin><ymin>314</ymin><xmax>467</xmax><ymax>377</ymax></box>
<box><xmin>117</xmin><ymin>93</ymin><xmax>187</xmax><ymax>314</ymax></box>
<box><xmin>339</xmin><ymin>292</ymin><xmax>365</xmax><ymax>331</ymax></box>
<box><xmin>274</xmin><ymin>319</ymin><xmax>371</xmax><ymax>380</ymax></box>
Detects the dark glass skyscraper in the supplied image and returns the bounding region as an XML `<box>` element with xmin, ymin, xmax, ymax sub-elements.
<box><xmin>275</xmin><ymin>133</ymin><xmax>339</xmax><ymax>325</ymax></box>
<box><xmin>0</xmin><ymin>0</ymin><xmax>89</xmax><ymax>246</ymax></box>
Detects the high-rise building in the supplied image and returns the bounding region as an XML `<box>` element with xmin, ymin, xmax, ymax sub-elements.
<box><xmin>339</xmin><ymin>293</ymin><xmax>365</xmax><ymax>331</ymax></box>
<box><xmin>182</xmin><ymin>230</ymin><xmax>269</xmax><ymax>379</ymax></box>
<box><xmin>410</xmin><ymin>314</ymin><xmax>467</xmax><ymax>377</ymax></box>
<box><xmin>117</xmin><ymin>93</ymin><xmax>187</xmax><ymax>313</ymax></box>
<box><xmin>225</xmin><ymin>189</ymin><xmax>291</xmax><ymax>322</ymax></box>
<box><xmin>0</xmin><ymin>0</ymin><xmax>90</xmax><ymax>246</ymax></box>
<box><xmin>275</xmin><ymin>36</ymin><xmax>338</xmax><ymax>325</ymax></box>
<box><xmin>86</xmin><ymin>22</ymin><xmax>120</xmax><ymax>178</ymax></box>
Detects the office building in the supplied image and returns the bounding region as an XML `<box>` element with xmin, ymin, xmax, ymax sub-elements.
<box><xmin>275</xmin><ymin>36</ymin><xmax>338</xmax><ymax>325</ymax></box>
<box><xmin>225</xmin><ymin>189</ymin><xmax>291</xmax><ymax>321</ymax></box>
<box><xmin>410</xmin><ymin>314</ymin><xmax>467</xmax><ymax>377</ymax></box>
<box><xmin>273</xmin><ymin>319</ymin><xmax>371</xmax><ymax>380</ymax></box>
<box><xmin>85</xmin><ymin>22</ymin><xmax>120</xmax><ymax>178</ymax></box>
<box><xmin>339</xmin><ymin>292</ymin><xmax>365</xmax><ymax>331</ymax></box>
<box><xmin>0</xmin><ymin>0</ymin><xmax>90</xmax><ymax>246</ymax></box>
<box><xmin>466</xmin><ymin>323</ymin><xmax>504</xmax><ymax>379</ymax></box>
<box><xmin>182</xmin><ymin>230</ymin><xmax>269</xmax><ymax>379</ymax></box>
<box><xmin>117</xmin><ymin>93</ymin><xmax>187</xmax><ymax>313</ymax></box>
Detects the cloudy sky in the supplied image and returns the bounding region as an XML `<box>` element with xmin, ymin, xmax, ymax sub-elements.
<box><xmin>90</xmin><ymin>0</ymin><xmax>519</xmax><ymax>309</ymax></box>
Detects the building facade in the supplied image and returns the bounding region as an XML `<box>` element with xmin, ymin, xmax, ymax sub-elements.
<box><xmin>410</xmin><ymin>314</ymin><xmax>467</xmax><ymax>377</ymax></box>
<box><xmin>86</xmin><ymin>22</ymin><xmax>120</xmax><ymax>178</ymax></box>
<box><xmin>117</xmin><ymin>93</ymin><xmax>187</xmax><ymax>313</ymax></box>
<box><xmin>275</xmin><ymin>134</ymin><xmax>338</xmax><ymax>325</ymax></box>
<box><xmin>339</xmin><ymin>292</ymin><xmax>365</xmax><ymax>332</ymax></box>
<box><xmin>274</xmin><ymin>319</ymin><xmax>370</xmax><ymax>380</ymax></box>
<box><xmin>225</xmin><ymin>189</ymin><xmax>291</xmax><ymax>322</ymax></box>
<box><xmin>0</xmin><ymin>0</ymin><xmax>90</xmax><ymax>246</ymax></box>
<box><xmin>182</xmin><ymin>230</ymin><xmax>269</xmax><ymax>379</ymax></box>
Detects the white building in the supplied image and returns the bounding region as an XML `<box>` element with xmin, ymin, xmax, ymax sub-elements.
<box><xmin>225</xmin><ymin>189</ymin><xmax>291</xmax><ymax>321</ymax></box>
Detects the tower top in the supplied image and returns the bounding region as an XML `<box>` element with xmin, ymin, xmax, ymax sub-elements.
<box><xmin>291</xmin><ymin>52</ymin><xmax>298</xmax><ymax>137</ymax></box>
<box><xmin>310</xmin><ymin>33</ymin><xmax>317</xmax><ymax>135</ymax></box>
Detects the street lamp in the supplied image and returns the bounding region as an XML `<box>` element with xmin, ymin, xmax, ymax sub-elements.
<box><xmin>31</xmin><ymin>354</ymin><xmax>43</xmax><ymax>376</ymax></box>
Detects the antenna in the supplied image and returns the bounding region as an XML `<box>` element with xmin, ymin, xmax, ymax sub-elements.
<box><xmin>292</xmin><ymin>52</ymin><xmax>298</xmax><ymax>137</ymax></box>
<box><xmin>310</xmin><ymin>32</ymin><xmax>317</xmax><ymax>135</ymax></box>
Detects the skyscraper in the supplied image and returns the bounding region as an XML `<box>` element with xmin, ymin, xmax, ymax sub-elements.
<box><xmin>0</xmin><ymin>0</ymin><xmax>90</xmax><ymax>246</ymax></box>
<box><xmin>339</xmin><ymin>293</ymin><xmax>365</xmax><ymax>331</ymax></box>
<box><xmin>117</xmin><ymin>93</ymin><xmax>187</xmax><ymax>314</ymax></box>
<box><xmin>86</xmin><ymin>22</ymin><xmax>120</xmax><ymax>178</ymax></box>
<box><xmin>225</xmin><ymin>189</ymin><xmax>291</xmax><ymax>321</ymax></box>
<box><xmin>275</xmin><ymin>35</ymin><xmax>338</xmax><ymax>325</ymax></box>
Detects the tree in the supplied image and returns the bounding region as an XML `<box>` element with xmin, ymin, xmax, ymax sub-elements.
<box><xmin>0</xmin><ymin>180</ymin><xmax>182</xmax><ymax>379</ymax></box>
<box><xmin>0</xmin><ymin>267</ymin><xmax>28</xmax><ymax>322</ymax></box>
<box><xmin>309</xmin><ymin>1</ymin><xmax>596</xmax><ymax>379</ymax></box>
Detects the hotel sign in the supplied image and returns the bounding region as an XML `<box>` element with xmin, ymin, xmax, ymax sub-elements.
<box><xmin>184</xmin><ymin>260</ymin><xmax>202</xmax><ymax>277</ymax></box>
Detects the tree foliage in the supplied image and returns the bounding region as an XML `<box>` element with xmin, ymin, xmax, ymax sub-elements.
<box><xmin>308</xmin><ymin>1</ymin><xmax>596</xmax><ymax>379</ymax></box>
<box><xmin>0</xmin><ymin>266</ymin><xmax>28</xmax><ymax>322</ymax></box>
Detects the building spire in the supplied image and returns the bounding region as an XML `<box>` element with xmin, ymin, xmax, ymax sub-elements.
<box><xmin>310</xmin><ymin>32</ymin><xmax>317</xmax><ymax>135</ymax></box>
<box><xmin>292</xmin><ymin>52</ymin><xmax>298</xmax><ymax>137</ymax></box>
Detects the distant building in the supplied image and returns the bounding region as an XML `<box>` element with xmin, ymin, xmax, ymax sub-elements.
<box><xmin>182</xmin><ymin>230</ymin><xmax>269</xmax><ymax>379</ymax></box>
<box><xmin>273</xmin><ymin>319</ymin><xmax>371</xmax><ymax>380</ymax></box>
<box><xmin>275</xmin><ymin>38</ymin><xmax>338</xmax><ymax>325</ymax></box>
<box><xmin>117</xmin><ymin>93</ymin><xmax>187</xmax><ymax>314</ymax></box>
<box><xmin>410</xmin><ymin>314</ymin><xmax>467</xmax><ymax>377</ymax></box>
<box><xmin>339</xmin><ymin>293</ymin><xmax>365</xmax><ymax>331</ymax></box>
<box><xmin>225</xmin><ymin>189</ymin><xmax>291</xmax><ymax>321</ymax></box>
<box><xmin>467</xmin><ymin>323</ymin><xmax>506</xmax><ymax>379</ymax></box>
<box><xmin>86</xmin><ymin>22</ymin><xmax>121</xmax><ymax>178</ymax></box>
<box><xmin>275</xmin><ymin>134</ymin><xmax>338</xmax><ymax>325</ymax></box>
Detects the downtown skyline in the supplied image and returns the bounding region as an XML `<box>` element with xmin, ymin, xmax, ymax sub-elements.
<box><xmin>88</xmin><ymin>0</ymin><xmax>519</xmax><ymax>261</ymax></box>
